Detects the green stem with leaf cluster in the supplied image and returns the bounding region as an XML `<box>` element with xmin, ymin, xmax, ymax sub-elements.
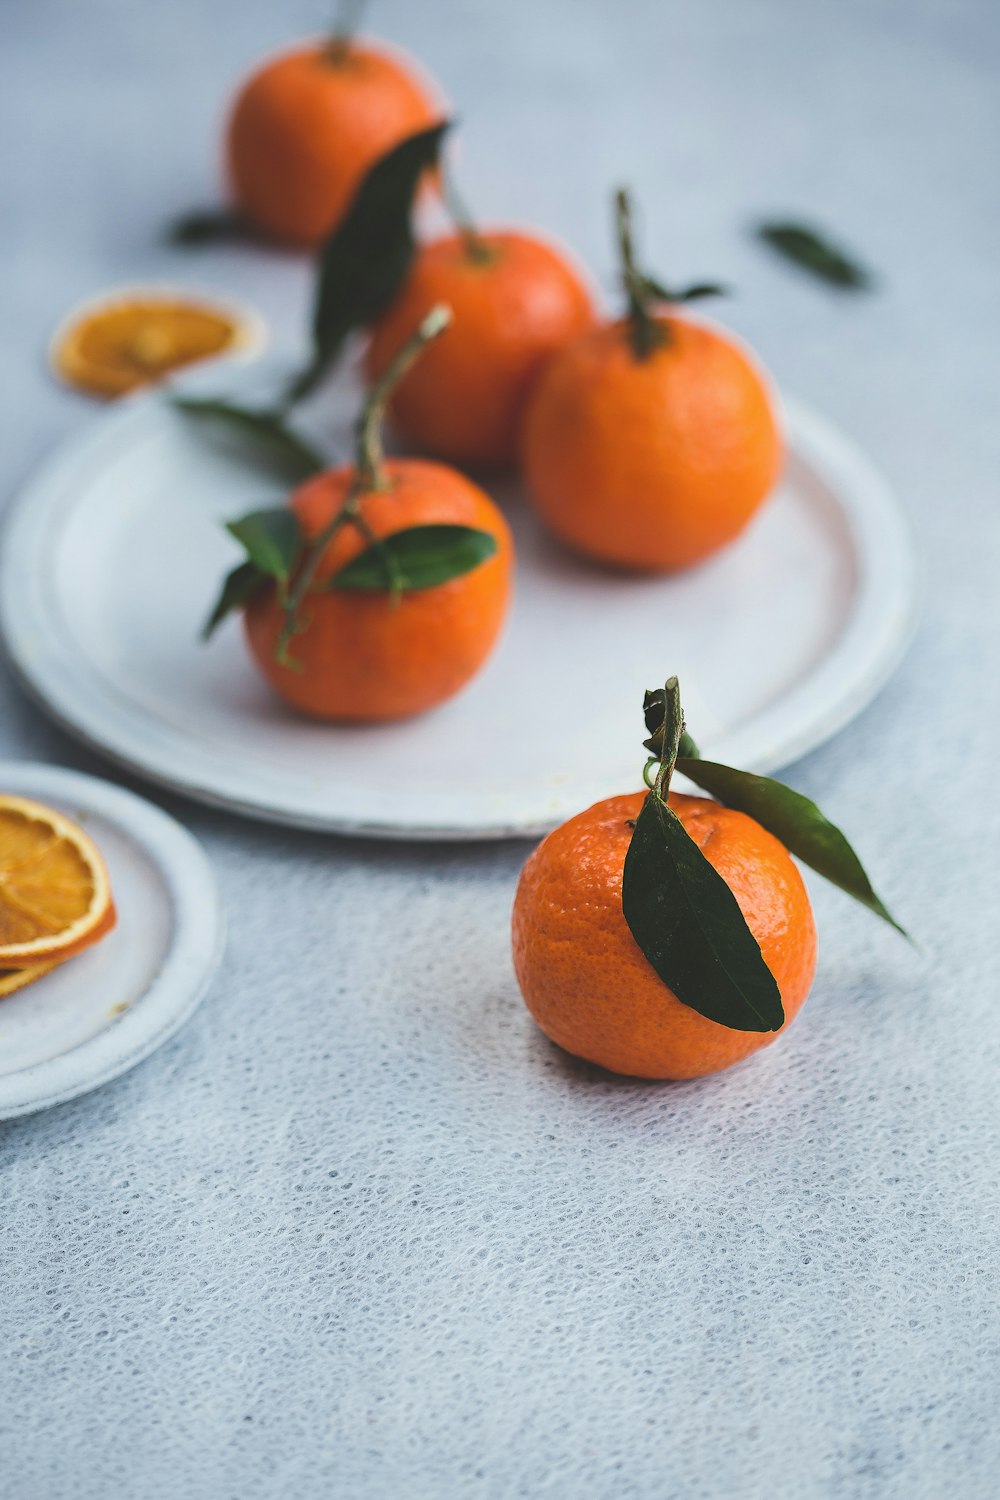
<box><xmin>275</xmin><ymin>303</ymin><xmax>452</xmax><ymax>661</ymax></box>
<box><xmin>442</xmin><ymin>168</ymin><xmax>495</xmax><ymax>265</ymax></box>
<box><xmin>614</xmin><ymin>186</ymin><xmax>727</xmax><ymax>361</ymax></box>
<box><xmin>616</xmin><ymin>188</ymin><xmax>666</xmax><ymax>360</ymax></box>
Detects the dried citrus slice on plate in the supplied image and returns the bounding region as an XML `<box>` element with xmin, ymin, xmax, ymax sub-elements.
<box><xmin>0</xmin><ymin>795</ymin><xmax>115</xmax><ymax>967</ymax></box>
<box><xmin>0</xmin><ymin>962</ymin><xmax>59</xmax><ymax>999</ymax></box>
<box><xmin>50</xmin><ymin>286</ymin><xmax>265</xmax><ymax>398</ymax></box>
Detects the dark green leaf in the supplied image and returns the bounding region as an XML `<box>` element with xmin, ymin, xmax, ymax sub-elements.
<box><xmin>757</xmin><ymin>221</ymin><xmax>873</xmax><ymax>290</ymax></box>
<box><xmin>202</xmin><ymin>561</ymin><xmax>266</xmax><ymax>640</ymax></box>
<box><xmin>674</xmin><ymin>756</ymin><xmax>906</xmax><ymax>936</ymax></box>
<box><xmin>622</xmin><ymin>791</ymin><xmax>785</xmax><ymax>1032</ymax></box>
<box><xmin>172</xmin><ymin>396</ymin><xmax>326</xmax><ymax>480</ymax></box>
<box><xmin>329</xmin><ymin>524</ymin><xmax>497</xmax><ymax>593</ymax></box>
<box><xmin>287</xmin><ymin>120</ymin><xmax>452</xmax><ymax>404</ymax></box>
<box><xmin>643</xmin><ymin>276</ymin><xmax>728</xmax><ymax>303</ymax></box>
<box><xmin>167</xmin><ymin>209</ymin><xmax>258</xmax><ymax>246</ymax></box>
<box><xmin>226</xmin><ymin>508</ymin><xmax>303</xmax><ymax>584</ymax></box>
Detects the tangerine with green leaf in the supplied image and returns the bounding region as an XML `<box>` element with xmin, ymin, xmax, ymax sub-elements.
<box><xmin>365</xmin><ymin>215</ymin><xmax>595</xmax><ymax>467</ymax></box>
<box><xmin>521</xmin><ymin>189</ymin><xmax>782</xmax><ymax>570</ymax></box>
<box><xmin>227</xmin><ymin>29</ymin><xmax>443</xmax><ymax>248</ymax></box>
<box><xmin>206</xmin><ymin>306</ymin><xmax>513</xmax><ymax>722</ymax></box>
<box><xmin>512</xmin><ymin>677</ymin><xmax>903</xmax><ymax>1080</ymax></box>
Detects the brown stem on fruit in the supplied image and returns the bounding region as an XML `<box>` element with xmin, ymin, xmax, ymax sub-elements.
<box><xmin>327</xmin><ymin>0</ymin><xmax>368</xmax><ymax>62</ymax></box>
<box><xmin>355</xmin><ymin>302</ymin><xmax>452</xmax><ymax>489</ymax></box>
<box><xmin>615</xmin><ymin>187</ymin><xmax>667</xmax><ymax>361</ymax></box>
<box><xmin>275</xmin><ymin>304</ymin><xmax>452</xmax><ymax>660</ymax></box>
<box><xmin>651</xmin><ymin>676</ymin><xmax>684</xmax><ymax>802</ymax></box>
<box><xmin>443</xmin><ymin>169</ymin><xmax>496</xmax><ymax>265</ymax></box>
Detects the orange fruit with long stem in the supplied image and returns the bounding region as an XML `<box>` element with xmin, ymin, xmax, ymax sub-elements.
<box><xmin>207</xmin><ymin>306</ymin><xmax>513</xmax><ymax>722</ymax></box>
<box><xmin>227</xmin><ymin>28</ymin><xmax>443</xmax><ymax>248</ymax></box>
<box><xmin>365</xmin><ymin>202</ymin><xmax>595</xmax><ymax>467</ymax></box>
<box><xmin>521</xmin><ymin>189</ymin><xmax>783</xmax><ymax>570</ymax></box>
<box><xmin>0</xmin><ymin>797</ymin><xmax>116</xmax><ymax>970</ymax></box>
<box><xmin>513</xmin><ymin>677</ymin><xmax>903</xmax><ymax>1080</ymax></box>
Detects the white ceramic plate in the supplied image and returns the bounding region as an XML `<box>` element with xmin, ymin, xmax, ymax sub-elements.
<box><xmin>0</xmin><ymin>763</ymin><xmax>223</xmax><ymax>1117</ymax></box>
<box><xmin>0</xmin><ymin>359</ymin><xmax>918</xmax><ymax>839</ymax></box>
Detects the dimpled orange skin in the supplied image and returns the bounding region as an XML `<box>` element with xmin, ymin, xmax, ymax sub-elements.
<box><xmin>244</xmin><ymin>459</ymin><xmax>513</xmax><ymax>721</ymax></box>
<box><xmin>521</xmin><ymin>315</ymin><xmax>783</xmax><ymax>571</ymax></box>
<box><xmin>364</xmin><ymin>232</ymin><xmax>596</xmax><ymax>467</ymax></box>
<box><xmin>227</xmin><ymin>42</ymin><xmax>441</xmax><ymax>248</ymax></box>
<box><xmin>512</xmin><ymin>791</ymin><xmax>817</xmax><ymax>1079</ymax></box>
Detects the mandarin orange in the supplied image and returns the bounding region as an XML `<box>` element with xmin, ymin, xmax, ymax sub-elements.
<box><xmin>227</xmin><ymin>38</ymin><xmax>442</xmax><ymax>247</ymax></box>
<box><xmin>521</xmin><ymin>315</ymin><xmax>782</xmax><ymax>571</ymax></box>
<box><xmin>365</xmin><ymin>230</ymin><xmax>595</xmax><ymax>467</ymax></box>
<box><xmin>512</xmin><ymin>790</ymin><xmax>816</xmax><ymax>1079</ymax></box>
<box><xmin>244</xmin><ymin>458</ymin><xmax>512</xmax><ymax>721</ymax></box>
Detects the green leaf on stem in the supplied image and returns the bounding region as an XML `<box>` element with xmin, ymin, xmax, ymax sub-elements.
<box><xmin>202</xmin><ymin>560</ymin><xmax>267</xmax><ymax>640</ymax></box>
<box><xmin>675</xmin><ymin>757</ymin><xmax>907</xmax><ymax>937</ymax></box>
<box><xmin>641</xmin><ymin>687</ymin><xmax>904</xmax><ymax>935</ymax></box>
<box><xmin>226</xmin><ymin>507</ymin><xmax>303</xmax><ymax>584</ymax></box>
<box><xmin>623</xmin><ymin>678</ymin><xmax>785</xmax><ymax>1032</ymax></box>
<box><xmin>643</xmin><ymin>276</ymin><xmax>729</xmax><ymax>304</ymax></box>
<box><xmin>172</xmin><ymin>397</ymin><xmax>326</xmax><ymax>480</ymax></box>
<box><xmin>622</xmin><ymin>788</ymin><xmax>785</xmax><ymax>1033</ymax></box>
<box><xmin>286</xmin><ymin>120</ymin><xmax>452</xmax><ymax>404</ymax></box>
<box><xmin>757</xmin><ymin>221</ymin><xmax>874</xmax><ymax>290</ymax></box>
<box><xmin>328</xmin><ymin>524</ymin><xmax>498</xmax><ymax>594</ymax></box>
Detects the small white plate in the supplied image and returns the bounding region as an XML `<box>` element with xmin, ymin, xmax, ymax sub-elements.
<box><xmin>0</xmin><ymin>763</ymin><xmax>223</xmax><ymax>1118</ymax></box>
<box><xmin>0</xmin><ymin>359</ymin><xmax>918</xmax><ymax>839</ymax></box>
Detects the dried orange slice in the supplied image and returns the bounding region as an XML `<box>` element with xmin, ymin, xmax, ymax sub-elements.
<box><xmin>51</xmin><ymin>287</ymin><xmax>264</xmax><ymax>398</ymax></box>
<box><xmin>0</xmin><ymin>796</ymin><xmax>115</xmax><ymax>967</ymax></box>
<box><xmin>0</xmin><ymin>962</ymin><xmax>59</xmax><ymax>1000</ymax></box>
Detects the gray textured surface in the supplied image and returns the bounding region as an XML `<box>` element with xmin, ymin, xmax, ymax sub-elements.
<box><xmin>1</xmin><ymin>1</ymin><xmax>998</xmax><ymax>1497</ymax></box>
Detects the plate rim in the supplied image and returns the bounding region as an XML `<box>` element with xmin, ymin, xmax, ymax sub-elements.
<box><xmin>0</xmin><ymin>381</ymin><xmax>920</xmax><ymax>840</ymax></box>
<box><xmin>0</xmin><ymin>762</ymin><xmax>224</xmax><ymax>1118</ymax></box>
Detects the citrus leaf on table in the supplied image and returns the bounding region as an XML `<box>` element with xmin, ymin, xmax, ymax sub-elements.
<box><xmin>756</xmin><ymin>221</ymin><xmax>873</xmax><ymax>289</ymax></box>
<box><xmin>674</xmin><ymin>756</ymin><xmax>907</xmax><ymax>937</ymax></box>
<box><xmin>172</xmin><ymin>397</ymin><xmax>326</xmax><ymax>480</ymax></box>
<box><xmin>202</xmin><ymin>561</ymin><xmax>267</xmax><ymax>640</ymax></box>
<box><xmin>622</xmin><ymin>790</ymin><xmax>785</xmax><ymax>1033</ymax></box>
<box><xmin>226</xmin><ymin>508</ymin><xmax>303</xmax><ymax>584</ymax></box>
<box><xmin>167</xmin><ymin>209</ymin><xmax>258</xmax><ymax>246</ymax></box>
<box><xmin>286</xmin><ymin>119</ymin><xmax>452</xmax><ymax>405</ymax></box>
<box><xmin>328</xmin><ymin>524</ymin><xmax>498</xmax><ymax>593</ymax></box>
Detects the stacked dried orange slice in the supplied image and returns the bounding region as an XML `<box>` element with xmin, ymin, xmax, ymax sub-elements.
<box><xmin>0</xmin><ymin>795</ymin><xmax>116</xmax><ymax>999</ymax></box>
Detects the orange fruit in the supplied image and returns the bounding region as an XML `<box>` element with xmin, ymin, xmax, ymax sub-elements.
<box><xmin>51</xmin><ymin>290</ymin><xmax>261</xmax><ymax>399</ymax></box>
<box><xmin>227</xmin><ymin>39</ymin><xmax>442</xmax><ymax>248</ymax></box>
<box><xmin>521</xmin><ymin>314</ymin><xmax>782</xmax><ymax>570</ymax></box>
<box><xmin>0</xmin><ymin>796</ymin><xmax>116</xmax><ymax>968</ymax></box>
<box><xmin>512</xmin><ymin>790</ymin><xmax>816</xmax><ymax>1079</ymax></box>
<box><xmin>0</xmin><ymin>962</ymin><xmax>59</xmax><ymax>1000</ymax></box>
<box><xmin>365</xmin><ymin>231</ymin><xmax>595</xmax><ymax>467</ymax></box>
<box><xmin>245</xmin><ymin>458</ymin><xmax>513</xmax><ymax>720</ymax></box>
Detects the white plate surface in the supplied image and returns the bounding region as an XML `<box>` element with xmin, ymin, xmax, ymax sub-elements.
<box><xmin>0</xmin><ymin>361</ymin><xmax>918</xmax><ymax>839</ymax></box>
<box><xmin>0</xmin><ymin>763</ymin><xmax>223</xmax><ymax>1117</ymax></box>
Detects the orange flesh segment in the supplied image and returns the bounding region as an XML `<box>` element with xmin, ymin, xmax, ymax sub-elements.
<box><xmin>53</xmin><ymin>297</ymin><xmax>244</xmax><ymax>397</ymax></box>
<box><xmin>0</xmin><ymin>797</ymin><xmax>113</xmax><ymax>965</ymax></box>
